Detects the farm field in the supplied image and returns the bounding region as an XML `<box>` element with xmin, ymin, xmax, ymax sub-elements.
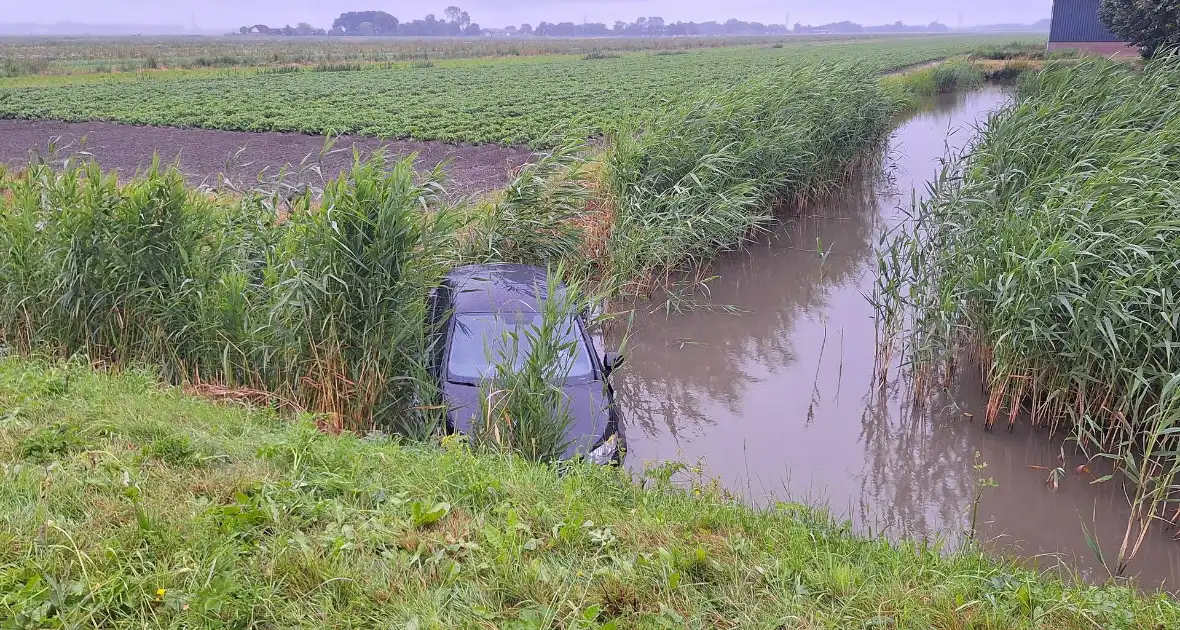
<box><xmin>0</xmin><ymin>35</ymin><xmax>1037</xmax><ymax>146</ymax></box>
<box><xmin>2</xmin><ymin>33</ymin><xmax>1032</xmax><ymax>77</ymax></box>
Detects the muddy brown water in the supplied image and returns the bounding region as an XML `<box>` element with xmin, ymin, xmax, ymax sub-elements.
<box><xmin>613</xmin><ymin>88</ymin><xmax>1180</xmax><ymax>591</ymax></box>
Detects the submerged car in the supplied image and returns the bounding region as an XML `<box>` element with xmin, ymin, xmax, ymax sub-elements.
<box><xmin>426</xmin><ymin>264</ymin><xmax>626</xmax><ymax>464</ymax></box>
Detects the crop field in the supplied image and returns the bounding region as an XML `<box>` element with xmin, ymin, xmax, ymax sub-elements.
<box><xmin>0</xmin><ymin>35</ymin><xmax>1035</xmax><ymax>146</ymax></box>
<box><xmin>1</xmin><ymin>33</ymin><xmax>1035</xmax><ymax>76</ymax></box>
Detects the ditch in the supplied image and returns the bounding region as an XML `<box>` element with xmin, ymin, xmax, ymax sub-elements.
<box><xmin>611</xmin><ymin>87</ymin><xmax>1180</xmax><ymax>591</ymax></box>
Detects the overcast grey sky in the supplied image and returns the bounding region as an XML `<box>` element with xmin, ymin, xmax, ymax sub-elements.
<box><xmin>6</xmin><ymin>1</ymin><xmax>1054</xmax><ymax>29</ymax></box>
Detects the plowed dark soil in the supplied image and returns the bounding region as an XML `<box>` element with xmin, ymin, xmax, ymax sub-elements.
<box><xmin>0</xmin><ymin>120</ymin><xmax>533</xmax><ymax>197</ymax></box>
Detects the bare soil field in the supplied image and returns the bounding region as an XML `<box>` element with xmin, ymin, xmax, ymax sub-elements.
<box><xmin>0</xmin><ymin>120</ymin><xmax>532</xmax><ymax>196</ymax></box>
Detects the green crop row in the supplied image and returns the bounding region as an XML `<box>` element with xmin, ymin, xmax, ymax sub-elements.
<box><xmin>0</xmin><ymin>36</ymin><xmax>1029</xmax><ymax>146</ymax></box>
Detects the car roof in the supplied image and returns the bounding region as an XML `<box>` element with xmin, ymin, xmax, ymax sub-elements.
<box><xmin>444</xmin><ymin>264</ymin><xmax>567</xmax><ymax>314</ymax></box>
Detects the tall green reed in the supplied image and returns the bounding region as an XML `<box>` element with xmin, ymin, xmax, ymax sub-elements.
<box><xmin>0</xmin><ymin>153</ymin><xmax>459</xmax><ymax>433</ymax></box>
<box><xmin>601</xmin><ymin>62</ymin><xmax>896</xmax><ymax>295</ymax></box>
<box><xmin>0</xmin><ymin>159</ymin><xmax>261</xmax><ymax>377</ymax></box>
<box><xmin>876</xmin><ymin>56</ymin><xmax>1180</xmax><ymax>570</ymax></box>
<box><xmin>461</xmin><ymin>140</ymin><xmax>592</xmax><ymax>269</ymax></box>
<box><xmin>272</xmin><ymin>155</ymin><xmax>461</xmax><ymax>431</ymax></box>
<box><xmin>1099</xmin><ymin>375</ymin><xmax>1180</xmax><ymax>576</ymax></box>
<box><xmin>879</xmin><ymin>56</ymin><xmax>1180</xmax><ymax>437</ymax></box>
<box><xmin>880</xmin><ymin>61</ymin><xmax>986</xmax><ymax>109</ymax></box>
<box><xmin>473</xmin><ymin>267</ymin><xmax>586</xmax><ymax>462</ymax></box>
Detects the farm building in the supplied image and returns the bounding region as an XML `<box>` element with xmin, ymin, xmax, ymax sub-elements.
<box><xmin>1048</xmin><ymin>0</ymin><xmax>1135</xmax><ymax>55</ymax></box>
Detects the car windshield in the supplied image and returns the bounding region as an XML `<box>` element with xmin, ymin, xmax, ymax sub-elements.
<box><xmin>447</xmin><ymin>312</ymin><xmax>595</xmax><ymax>384</ymax></box>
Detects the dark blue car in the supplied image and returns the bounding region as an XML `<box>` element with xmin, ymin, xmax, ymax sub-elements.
<box><xmin>426</xmin><ymin>264</ymin><xmax>625</xmax><ymax>464</ymax></box>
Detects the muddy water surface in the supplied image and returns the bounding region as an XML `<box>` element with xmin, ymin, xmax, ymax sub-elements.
<box><xmin>615</xmin><ymin>88</ymin><xmax>1180</xmax><ymax>590</ymax></box>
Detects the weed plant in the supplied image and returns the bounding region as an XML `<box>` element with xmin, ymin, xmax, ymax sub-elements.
<box><xmin>473</xmin><ymin>269</ymin><xmax>584</xmax><ymax>462</ymax></box>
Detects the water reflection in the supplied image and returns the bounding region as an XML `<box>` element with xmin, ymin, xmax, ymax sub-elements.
<box><xmin>615</xmin><ymin>179</ymin><xmax>878</xmax><ymax>437</ymax></box>
<box><xmin>615</xmin><ymin>88</ymin><xmax>1180</xmax><ymax>591</ymax></box>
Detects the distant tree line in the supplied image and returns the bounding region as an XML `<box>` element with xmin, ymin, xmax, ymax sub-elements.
<box><xmin>527</xmin><ymin>18</ymin><xmax>949</xmax><ymax>37</ymax></box>
<box><xmin>239</xmin><ymin>7</ymin><xmax>480</xmax><ymax>37</ymax></box>
<box><xmin>238</xmin><ymin>8</ymin><xmax>949</xmax><ymax>38</ymax></box>
<box><xmin>794</xmin><ymin>20</ymin><xmax>951</xmax><ymax>34</ymax></box>
<box><xmin>240</xmin><ymin>23</ymin><xmax>327</xmax><ymax>36</ymax></box>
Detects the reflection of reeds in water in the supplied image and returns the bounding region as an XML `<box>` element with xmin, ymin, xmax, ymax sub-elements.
<box><xmin>874</xmin><ymin>56</ymin><xmax>1180</xmax><ymax>576</ymax></box>
<box><xmin>612</xmin><ymin>172</ymin><xmax>882</xmax><ymax>441</ymax></box>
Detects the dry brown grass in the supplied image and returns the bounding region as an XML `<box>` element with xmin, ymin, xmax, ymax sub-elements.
<box><xmin>972</xmin><ymin>58</ymin><xmax>1046</xmax><ymax>72</ymax></box>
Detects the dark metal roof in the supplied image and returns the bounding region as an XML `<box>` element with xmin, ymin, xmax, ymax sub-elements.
<box><xmin>445</xmin><ymin>264</ymin><xmax>564</xmax><ymax>314</ymax></box>
<box><xmin>1049</xmin><ymin>0</ymin><xmax>1123</xmax><ymax>42</ymax></box>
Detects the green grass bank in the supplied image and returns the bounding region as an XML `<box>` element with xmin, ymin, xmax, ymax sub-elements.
<box><xmin>1</xmin><ymin>358</ymin><xmax>1177</xmax><ymax>628</ymax></box>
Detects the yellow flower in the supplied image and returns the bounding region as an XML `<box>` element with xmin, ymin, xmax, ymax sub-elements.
<box><xmin>155</xmin><ymin>588</ymin><xmax>166</xmax><ymax>598</ymax></box>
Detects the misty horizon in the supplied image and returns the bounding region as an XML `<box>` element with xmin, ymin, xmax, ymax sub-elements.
<box><xmin>6</xmin><ymin>1</ymin><xmax>1053</xmax><ymax>32</ymax></box>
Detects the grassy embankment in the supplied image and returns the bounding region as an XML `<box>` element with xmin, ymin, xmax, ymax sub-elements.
<box><xmin>877</xmin><ymin>56</ymin><xmax>1180</xmax><ymax>575</ymax></box>
<box><xmin>2</xmin><ymin>358</ymin><xmax>1177</xmax><ymax>628</ymax></box>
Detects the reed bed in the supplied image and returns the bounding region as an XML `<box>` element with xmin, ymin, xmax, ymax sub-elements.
<box><xmin>880</xmin><ymin>61</ymin><xmax>989</xmax><ymax>106</ymax></box>
<box><xmin>600</xmin><ymin>62</ymin><xmax>896</xmax><ymax>295</ymax></box>
<box><xmin>876</xmin><ymin>56</ymin><xmax>1180</xmax><ymax>571</ymax></box>
<box><xmin>0</xmin><ymin>154</ymin><xmax>459</xmax><ymax>433</ymax></box>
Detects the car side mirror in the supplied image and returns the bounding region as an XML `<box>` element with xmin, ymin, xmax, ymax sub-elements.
<box><xmin>603</xmin><ymin>352</ymin><xmax>625</xmax><ymax>377</ymax></box>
